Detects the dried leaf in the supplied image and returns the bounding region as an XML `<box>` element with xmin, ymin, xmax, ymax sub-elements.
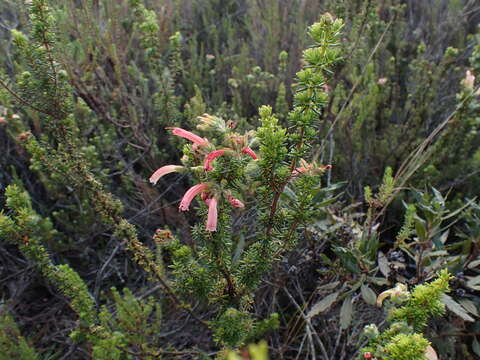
<box><xmin>378</xmin><ymin>251</ymin><xmax>390</xmax><ymax>278</ymax></box>
<box><xmin>307</xmin><ymin>292</ymin><xmax>339</xmax><ymax>319</ymax></box>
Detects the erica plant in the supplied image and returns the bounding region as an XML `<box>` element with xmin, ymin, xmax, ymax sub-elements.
<box><xmin>149</xmin><ymin>14</ymin><xmax>344</xmax><ymax>348</ymax></box>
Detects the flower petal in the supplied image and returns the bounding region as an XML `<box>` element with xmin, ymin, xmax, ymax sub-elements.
<box><xmin>204</xmin><ymin>149</ymin><xmax>226</xmax><ymax>171</ymax></box>
<box><xmin>206</xmin><ymin>197</ymin><xmax>218</xmax><ymax>231</ymax></box>
<box><xmin>167</xmin><ymin>127</ymin><xmax>207</xmax><ymax>144</ymax></box>
<box><xmin>149</xmin><ymin>165</ymin><xmax>184</xmax><ymax>185</ymax></box>
<box><xmin>241</xmin><ymin>147</ymin><xmax>258</xmax><ymax>160</ymax></box>
<box><xmin>227</xmin><ymin>195</ymin><xmax>244</xmax><ymax>208</ymax></box>
<box><xmin>179</xmin><ymin>183</ymin><xmax>209</xmax><ymax>211</ymax></box>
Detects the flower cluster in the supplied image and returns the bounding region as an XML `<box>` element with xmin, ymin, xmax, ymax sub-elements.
<box><xmin>149</xmin><ymin>124</ymin><xmax>256</xmax><ymax>232</ymax></box>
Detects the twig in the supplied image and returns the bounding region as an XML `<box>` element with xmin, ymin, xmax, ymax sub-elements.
<box><xmin>315</xmin><ymin>18</ymin><xmax>394</xmax><ymax>159</ymax></box>
<box><xmin>283</xmin><ymin>288</ymin><xmax>330</xmax><ymax>360</ymax></box>
<box><xmin>0</xmin><ymin>77</ymin><xmax>57</xmax><ymax>118</ymax></box>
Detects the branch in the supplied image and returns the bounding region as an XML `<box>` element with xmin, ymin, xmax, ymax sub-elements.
<box><xmin>0</xmin><ymin>77</ymin><xmax>57</xmax><ymax>118</ymax></box>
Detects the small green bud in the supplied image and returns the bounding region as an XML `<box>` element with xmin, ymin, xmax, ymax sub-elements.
<box><xmin>20</xmin><ymin>71</ymin><xmax>32</xmax><ymax>79</ymax></box>
<box><xmin>169</xmin><ymin>31</ymin><xmax>182</xmax><ymax>45</ymax></box>
<box><xmin>363</xmin><ymin>324</ymin><xmax>380</xmax><ymax>339</ymax></box>
<box><xmin>228</xmin><ymin>78</ymin><xmax>239</xmax><ymax>88</ymax></box>
<box><xmin>364</xmin><ymin>186</ymin><xmax>373</xmax><ymax>204</ymax></box>
<box><xmin>58</xmin><ymin>70</ymin><xmax>68</xmax><ymax>80</ymax></box>
<box><xmin>444</xmin><ymin>46</ymin><xmax>459</xmax><ymax>58</ymax></box>
<box><xmin>417</xmin><ymin>41</ymin><xmax>426</xmax><ymax>54</ymax></box>
<box><xmin>278</xmin><ymin>50</ymin><xmax>288</xmax><ymax>62</ymax></box>
<box><xmin>252</xmin><ymin>66</ymin><xmax>262</xmax><ymax>74</ymax></box>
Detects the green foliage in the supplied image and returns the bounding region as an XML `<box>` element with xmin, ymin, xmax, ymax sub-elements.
<box><xmin>396</xmin><ymin>204</ymin><xmax>416</xmax><ymax>244</ymax></box>
<box><xmin>0</xmin><ymin>310</ymin><xmax>39</xmax><ymax>360</ymax></box>
<box><xmin>149</xmin><ymin>14</ymin><xmax>342</xmax><ymax>348</ymax></box>
<box><xmin>383</xmin><ymin>334</ymin><xmax>430</xmax><ymax>360</ymax></box>
<box><xmin>1</xmin><ymin>185</ymin><xmax>96</xmax><ymax>323</ymax></box>
<box><xmin>360</xmin><ymin>270</ymin><xmax>452</xmax><ymax>360</ymax></box>
<box><xmin>91</xmin><ymin>287</ymin><xmax>162</xmax><ymax>358</ymax></box>
<box><xmin>224</xmin><ymin>341</ymin><xmax>269</xmax><ymax>360</ymax></box>
<box><xmin>390</xmin><ymin>269</ymin><xmax>452</xmax><ymax>331</ymax></box>
<box><xmin>212</xmin><ymin>308</ymin><xmax>254</xmax><ymax>348</ymax></box>
<box><xmin>1</xmin><ymin>0</ymin><xmax>479</xmax><ymax>358</ymax></box>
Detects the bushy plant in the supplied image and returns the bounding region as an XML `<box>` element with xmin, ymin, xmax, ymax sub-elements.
<box><xmin>149</xmin><ymin>15</ymin><xmax>343</xmax><ymax>348</ymax></box>
<box><xmin>1</xmin><ymin>0</ymin><xmax>479</xmax><ymax>359</ymax></box>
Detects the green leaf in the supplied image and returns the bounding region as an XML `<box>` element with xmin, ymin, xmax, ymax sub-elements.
<box><xmin>333</xmin><ymin>247</ymin><xmax>361</xmax><ymax>274</ymax></box>
<box><xmin>307</xmin><ymin>292</ymin><xmax>339</xmax><ymax>319</ymax></box>
<box><xmin>415</xmin><ymin>216</ymin><xmax>427</xmax><ymax>242</ymax></box>
<box><xmin>441</xmin><ymin>198</ymin><xmax>475</xmax><ymax>221</ymax></box>
<box><xmin>232</xmin><ymin>234</ymin><xmax>246</xmax><ymax>266</ymax></box>
<box><xmin>340</xmin><ymin>295</ymin><xmax>353</xmax><ymax>329</ymax></box>
<box><xmin>441</xmin><ymin>294</ymin><xmax>475</xmax><ymax>322</ymax></box>
<box><xmin>431</xmin><ymin>187</ymin><xmax>445</xmax><ymax>207</ymax></box>
<box><xmin>467</xmin><ymin>259</ymin><xmax>480</xmax><ymax>269</ymax></box>
<box><xmin>367</xmin><ymin>276</ymin><xmax>389</xmax><ymax>286</ymax></box>
<box><xmin>466</xmin><ymin>275</ymin><xmax>480</xmax><ymax>289</ymax></box>
<box><xmin>459</xmin><ymin>299</ymin><xmax>479</xmax><ymax>317</ymax></box>
<box><xmin>282</xmin><ymin>186</ymin><xmax>297</xmax><ymax>201</ymax></box>
<box><xmin>314</xmin><ymin>193</ymin><xmax>342</xmax><ymax>208</ymax></box>
<box><xmin>361</xmin><ymin>284</ymin><xmax>377</xmax><ymax>306</ymax></box>
<box><xmin>319</xmin><ymin>253</ymin><xmax>333</xmax><ymax>266</ymax></box>
<box><xmin>317</xmin><ymin>281</ymin><xmax>340</xmax><ymax>291</ymax></box>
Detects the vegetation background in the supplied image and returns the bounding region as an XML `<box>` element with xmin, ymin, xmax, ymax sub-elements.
<box><xmin>0</xmin><ymin>0</ymin><xmax>480</xmax><ymax>359</ymax></box>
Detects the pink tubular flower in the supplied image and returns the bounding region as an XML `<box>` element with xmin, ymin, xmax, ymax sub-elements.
<box><xmin>204</xmin><ymin>149</ymin><xmax>226</xmax><ymax>171</ymax></box>
<box><xmin>179</xmin><ymin>183</ymin><xmax>209</xmax><ymax>211</ymax></box>
<box><xmin>149</xmin><ymin>165</ymin><xmax>184</xmax><ymax>185</ymax></box>
<box><xmin>206</xmin><ymin>197</ymin><xmax>218</xmax><ymax>232</ymax></box>
<box><xmin>227</xmin><ymin>195</ymin><xmax>244</xmax><ymax>208</ymax></box>
<box><xmin>167</xmin><ymin>127</ymin><xmax>207</xmax><ymax>145</ymax></box>
<box><xmin>241</xmin><ymin>147</ymin><xmax>257</xmax><ymax>160</ymax></box>
<box><xmin>292</xmin><ymin>164</ymin><xmax>332</xmax><ymax>176</ymax></box>
<box><xmin>292</xmin><ymin>167</ymin><xmax>307</xmax><ymax>176</ymax></box>
<box><xmin>201</xmin><ymin>192</ymin><xmax>209</xmax><ymax>202</ymax></box>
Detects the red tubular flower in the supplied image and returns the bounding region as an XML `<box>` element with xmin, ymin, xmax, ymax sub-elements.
<box><xmin>227</xmin><ymin>195</ymin><xmax>244</xmax><ymax>208</ymax></box>
<box><xmin>206</xmin><ymin>197</ymin><xmax>218</xmax><ymax>232</ymax></box>
<box><xmin>179</xmin><ymin>183</ymin><xmax>209</xmax><ymax>211</ymax></box>
<box><xmin>204</xmin><ymin>149</ymin><xmax>226</xmax><ymax>171</ymax></box>
<box><xmin>241</xmin><ymin>147</ymin><xmax>257</xmax><ymax>160</ymax></box>
<box><xmin>149</xmin><ymin>165</ymin><xmax>184</xmax><ymax>185</ymax></box>
<box><xmin>167</xmin><ymin>127</ymin><xmax>207</xmax><ymax>145</ymax></box>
